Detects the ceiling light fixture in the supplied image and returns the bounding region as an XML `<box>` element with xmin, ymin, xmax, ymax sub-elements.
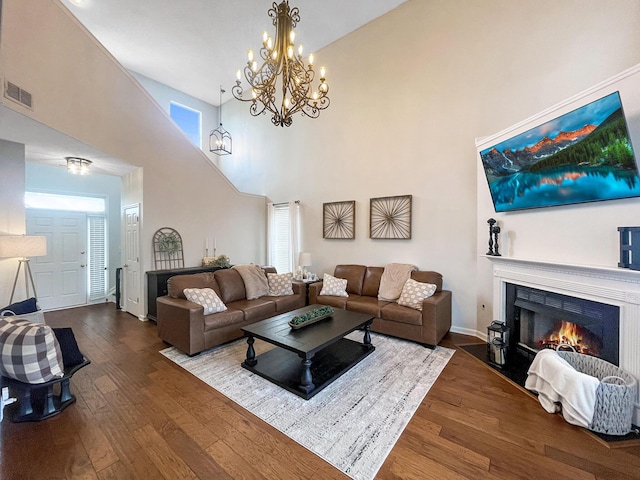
<box><xmin>232</xmin><ymin>1</ymin><xmax>330</xmax><ymax>127</ymax></box>
<box><xmin>66</xmin><ymin>156</ymin><xmax>92</xmax><ymax>175</ymax></box>
<box><xmin>209</xmin><ymin>86</ymin><xmax>232</xmax><ymax>155</ymax></box>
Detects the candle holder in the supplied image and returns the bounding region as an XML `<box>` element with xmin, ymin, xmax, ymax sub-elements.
<box><xmin>492</xmin><ymin>225</ymin><xmax>501</xmax><ymax>256</ymax></box>
<box><xmin>486</xmin><ymin>218</ymin><xmax>496</xmax><ymax>255</ymax></box>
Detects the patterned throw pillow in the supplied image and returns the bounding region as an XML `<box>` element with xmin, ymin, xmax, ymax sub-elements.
<box><xmin>0</xmin><ymin>317</ymin><xmax>65</xmax><ymax>384</ymax></box>
<box><xmin>267</xmin><ymin>272</ymin><xmax>294</xmax><ymax>296</ymax></box>
<box><xmin>319</xmin><ymin>273</ymin><xmax>349</xmax><ymax>297</ymax></box>
<box><xmin>397</xmin><ymin>279</ymin><xmax>437</xmax><ymax>311</ymax></box>
<box><xmin>183</xmin><ymin>288</ymin><xmax>227</xmax><ymax>315</ymax></box>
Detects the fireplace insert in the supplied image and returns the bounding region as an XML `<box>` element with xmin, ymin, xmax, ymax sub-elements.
<box><xmin>505</xmin><ymin>284</ymin><xmax>620</xmax><ymax>366</ymax></box>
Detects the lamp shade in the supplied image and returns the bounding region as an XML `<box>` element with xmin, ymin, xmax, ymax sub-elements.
<box><xmin>298</xmin><ymin>252</ymin><xmax>312</xmax><ymax>267</ymax></box>
<box><xmin>0</xmin><ymin>235</ymin><xmax>47</xmax><ymax>258</ymax></box>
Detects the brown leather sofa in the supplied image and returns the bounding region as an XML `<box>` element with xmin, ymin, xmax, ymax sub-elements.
<box><xmin>309</xmin><ymin>264</ymin><xmax>452</xmax><ymax>347</ymax></box>
<box><xmin>156</xmin><ymin>267</ymin><xmax>305</xmax><ymax>355</ymax></box>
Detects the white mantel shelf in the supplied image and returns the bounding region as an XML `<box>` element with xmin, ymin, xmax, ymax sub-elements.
<box><xmin>486</xmin><ymin>255</ymin><xmax>640</xmax><ymax>425</ymax></box>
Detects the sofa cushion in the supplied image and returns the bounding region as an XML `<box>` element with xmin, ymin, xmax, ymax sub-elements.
<box><xmin>184</xmin><ymin>288</ymin><xmax>227</xmax><ymax>315</ymax></box>
<box><xmin>334</xmin><ymin>265</ymin><xmax>366</xmax><ymax>295</ymax></box>
<box><xmin>264</xmin><ymin>294</ymin><xmax>304</xmax><ymax>312</ymax></box>
<box><xmin>315</xmin><ymin>294</ymin><xmax>359</xmax><ymax>309</ymax></box>
<box><xmin>0</xmin><ymin>317</ymin><xmax>64</xmax><ymax>384</ymax></box>
<box><xmin>362</xmin><ymin>267</ymin><xmax>384</xmax><ymax>297</ymax></box>
<box><xmin>267</xmin><ymin>272</ymin><xmax>294</xmax><ymax>296</ymax></box>
<box><xmin>319</xmin><ymin>273</ymin><xmax>348</xmax><ymax>297</ymax></box>
<box><xmin>228</xmin><ymin>298</ymin><xmax>276</xmax><ymax>322</ymax></box>
<box><xmin>168</xmin><ymin>273</ymin><xmax>219</xmax><ymax>299</ymax></box>
<box><xmin>1</xmin><ymin>297</ymin><xmax>38</xmax><ymax>316</ymax></box>
<box><xmin>397</xmin><ymin>279</ymin><xmax>437</xmax><ymax>311</ymax></box>
<box><xmin>203</xmin><ymin>309</ymin><xmax>245</xmax><ymax>332</ymax></box>
<box><xmin>347</xmin><ymin>296</ymin><xmax>390</xmax><ymax>317</ymax></box>
<box><xmin>215</xmin><ymin>269</ymin><xmax>247</xmax><ymax>303</ymax></box>
<box><xmin>380</xmin><ymin>303</ymin><xmax>423</xmax><ymax>326</ymax></box>
<box><xmin>411</xmin><ymin>271</ymin><xmax>443</xmax><ymax>292</ymax></box>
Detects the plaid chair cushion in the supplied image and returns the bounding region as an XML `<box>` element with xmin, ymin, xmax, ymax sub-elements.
<box><xmin>0</xmin><ymin>317</ymin><xmax>64</xmax><ymax>384</ymax></box>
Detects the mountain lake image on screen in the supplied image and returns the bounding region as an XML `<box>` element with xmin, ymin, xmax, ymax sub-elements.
<box><xmin>480</xmin><ymin>91</ymin><xmax>640</xmax><ymax>212</ymax></box>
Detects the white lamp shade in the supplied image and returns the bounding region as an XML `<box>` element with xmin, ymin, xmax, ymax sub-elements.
<box><xmin>298</xmin><ymin>252</ymin><xmax>312</xmax><ymax>267</ymax></box>
<box><xmin>0</xmin><ymin>235</ymin><xmax>47</xmax><ymax>258</ymax></box>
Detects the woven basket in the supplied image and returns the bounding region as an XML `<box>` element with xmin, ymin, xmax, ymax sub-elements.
<box><xmin>556</xmin><ymin>347</ymin><xmax>637</xmax><ymax>435</ymax></box>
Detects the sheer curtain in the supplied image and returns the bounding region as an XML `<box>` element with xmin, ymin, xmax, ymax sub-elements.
<box><xmin>267</xmin><ymin>201</ymin><xmax>301</xmax><ymax>274</ymax></box>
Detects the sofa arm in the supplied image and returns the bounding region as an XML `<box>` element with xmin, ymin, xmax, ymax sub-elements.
<box><xmin>156</xmin><ymin>296</ymin><xmax>206</xmax><ymax>356</ymax></box>
<box><xmin>421</xmin><ymin>290</ymin><xmax>452</xmax><ymax>346</ymax></box>
<box><xmin>308</xmin><ymin>281</ymin><xmax>323</xmax><ymax>305</ymax></box>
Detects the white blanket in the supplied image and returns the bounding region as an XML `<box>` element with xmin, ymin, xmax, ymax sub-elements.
<box><xmin>232</xmin><ymin>264</ymin><xmax>269</xmax><ymax>300</ymax></box>
<box><xmin>525</xmin><ymin>349</ymin><xmax>599</xmax><ymax>428</ymax></box>
<box><xmin>378</xmin><ymin>263</ymin><xmax>417</xmax><ymax>301</ymax></box>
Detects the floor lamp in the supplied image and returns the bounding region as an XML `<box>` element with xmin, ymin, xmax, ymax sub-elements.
<box><xmin>0</xmin><ymin>235</ymin><xmax>48</xmax><ymax>304</ymax></box>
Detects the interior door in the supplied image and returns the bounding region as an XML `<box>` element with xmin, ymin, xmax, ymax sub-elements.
<box><xmin>123</xmin><ymin>204</ymin><xmax>141</xmax><ymax>317</ymax></box>
<box><xmin>26</xmin><ymin>209</ymin><xmax>88</xmax><ymax>310</ymax></box>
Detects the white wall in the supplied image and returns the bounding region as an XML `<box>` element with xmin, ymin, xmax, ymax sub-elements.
<box><xmin>0</xmin><ymin>139</ymin><xmax>26</xmax><ymax>305</ymax></box>
<box><xmin>220</xmin><ymin>0</ymin><xmax>640</xmax><ymax>336</ymax></box>
<box><xmin>25</xmin><ymin>163</ymin><xmax>122</xmax><ymax>296</ymax></box>
<box><xmin>0</xmin><ymin>0</ymin><xmax>267</xmax><ymax>317</ymax></box>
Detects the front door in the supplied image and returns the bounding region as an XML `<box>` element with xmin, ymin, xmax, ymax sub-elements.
<box><xmin>123</xmin><ymin>204</ymin><xmax>141</xmax><ymax>317</ymax></box>
<box><xmin>26</xmin><ymin>209</ymin><xmax>88</xmax><ymax>310</ymax></box>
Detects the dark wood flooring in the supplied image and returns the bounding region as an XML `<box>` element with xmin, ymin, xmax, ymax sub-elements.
<box><xmin>2</xmin><ymin>303</ymin><xmax>640</xmax><ymax>479</ymax></box>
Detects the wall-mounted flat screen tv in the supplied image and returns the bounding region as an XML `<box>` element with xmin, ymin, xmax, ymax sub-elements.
<box><xmin>480</xmin><ymin>91</ymin><xmax>640</xmax><ymax>212</ymax></box>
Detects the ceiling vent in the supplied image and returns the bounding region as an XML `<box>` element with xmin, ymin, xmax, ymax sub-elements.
<box><xmin>4</xmin><ymin>81</ymin><xmax>33</xmax><ymax>109</ymax></box>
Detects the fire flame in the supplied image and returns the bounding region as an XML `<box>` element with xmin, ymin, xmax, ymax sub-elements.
<box><xmin>539</xmin><ymin>320</ymin><xmax>601</xmax><ymax>356</ymax></box>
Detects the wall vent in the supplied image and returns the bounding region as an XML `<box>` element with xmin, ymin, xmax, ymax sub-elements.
<box><xmin>4</xmin><ymin>81</ymin><xmax>33</xmax><ymax>109</ymax></box>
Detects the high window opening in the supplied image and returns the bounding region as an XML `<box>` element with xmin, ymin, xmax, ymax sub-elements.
<box><xmin>267</xmin><ymin>202</ymin><xmax>301</xmax><ymax>274</ymax></box>
<box><xmin>170</xmin><ymin>101</ymin><xmax>202</xmax><ymax>147</ymax></box>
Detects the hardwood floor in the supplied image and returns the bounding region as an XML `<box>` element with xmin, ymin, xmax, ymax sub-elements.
<box><xmin>2</xmin><ymin>303</ymin><xmax>640</xmax><ymax>479</ymax></box>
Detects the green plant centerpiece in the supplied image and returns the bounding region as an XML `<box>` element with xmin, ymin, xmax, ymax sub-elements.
<box><xmin>289</xmin><ymin>306</ymin><xmax>334</xmax><ymax>329</ymax></box>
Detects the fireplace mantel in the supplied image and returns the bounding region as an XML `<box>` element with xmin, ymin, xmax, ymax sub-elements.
<box><xmin>486</xmin><ymin>255</ymin><xmax>640</xmax><ymax>425</ymax></box>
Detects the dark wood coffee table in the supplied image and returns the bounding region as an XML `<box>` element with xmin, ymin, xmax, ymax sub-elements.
<box><xmin>241</xmin><ymin>305</ymin><xmax>375</xmax><ymax>400</ymax></box>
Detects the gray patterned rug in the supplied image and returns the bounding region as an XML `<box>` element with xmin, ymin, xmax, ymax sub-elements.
<box><xmin>160</xmin><ymin>332</ymin><xmax>454</xmax><ymax>480</ymax></box>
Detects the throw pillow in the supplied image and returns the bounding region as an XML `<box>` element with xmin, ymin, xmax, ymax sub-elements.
<box><xmin>0</xmin><ymin>317</ymin><xmax>64</xmax><ymax>384</ymax></box>
<box><xmin>184</xmin><ymin>288</ymin><xmax>227</xmax><ymax>315</ymax></box>
<box><xmin>397</xmin><ymin>279</ymin><xmax>437</xmax><ymax>311</ymax></box>
<box><xmin>52</xmin><ymin>327</ymin><xmax>85</xmax><ymax>368</ymax></box>
<box><xmin>267</xmin><ymin>272</ymin><xmax>294</xmax><ymax>296</ymax></box>
<box><xmin>0</xmin><ymin>297</ymin><xmax>38</xmax><ymax>316</ymax></box>
<box><xmin>319</xmin><ymin>273</ymin><xmax>349</xmax><ymax>297</ymax></box>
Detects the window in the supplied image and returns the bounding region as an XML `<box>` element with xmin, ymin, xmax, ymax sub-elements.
<box><xmin>88</xmin><ymin>216</ymin><xmax>108</xmax><ymax>300</ymax></box>
<box><xmin>170</xmin><ymin>101</ymin><xmax>202</xmax><ymax>147</ymax></box>
<box><xmin>267</xmin><ymin>202</ymin><xmax>301</xmax><ymax>274</ymax></box>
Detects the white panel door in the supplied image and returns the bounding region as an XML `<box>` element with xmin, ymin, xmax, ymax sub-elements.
<box><xmin>123</xmin><ymin>204</ymin><xmax>141</xmax><ymax>317</ymax></box>
<box><xmin>26</xmin><ymin>209</ymin><xmax>88</xmax><ymax>310</ymax></box>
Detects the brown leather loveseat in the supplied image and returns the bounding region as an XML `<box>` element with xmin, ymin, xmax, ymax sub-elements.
<box><xmin>309</xmin><ymin>264</ymin><xmax>451</xmax><ymax>347</ymax></box>
<box><xmin>156</xmin><ymin>267</ymin><xmax>305</xmax><ymax>355</ymax></box>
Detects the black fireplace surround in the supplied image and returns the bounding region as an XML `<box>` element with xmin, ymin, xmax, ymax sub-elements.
<box><xmin>505</xmin><ymin>283</ymin><xmax>620</xmax><ymax>366</ymax></box>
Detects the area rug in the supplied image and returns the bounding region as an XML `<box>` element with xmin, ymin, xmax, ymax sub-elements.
<box><xmin>160</xmin><ymin>332</ymin><xmax>454</xmax><ymax>480</ymax></box>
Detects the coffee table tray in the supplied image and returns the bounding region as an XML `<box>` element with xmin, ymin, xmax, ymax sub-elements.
<box><xmin>288</xmin><ymin>312</ymin><xmax>332</xmax><ymax>329</ymax></box>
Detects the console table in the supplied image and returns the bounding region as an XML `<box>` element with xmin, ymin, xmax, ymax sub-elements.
<box><xmin>146</xmin><ymin>266</ymin><xmax>222</xmax><ymax>321</ymax></box>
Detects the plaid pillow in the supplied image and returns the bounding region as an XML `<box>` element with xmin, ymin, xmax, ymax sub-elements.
<box><xmin>0</xmin><ymin>317</ymin><xmax>64</xmax><ymax>384</ymax></box>
<box><xmin>397</xmin><ymin>279</ymin><xmax>437</xmax><ymax>311</ymax></box>
<box><xmin>267</xmin><ymin>272</ymin><xmax>294</xmax><ymax>296</ymax></box>
<box><xmin>183</xmin><ymin>288</ymin><xmax>227</xmax><ymax>315</ymax></box>
<box><xmin>319</xmin><ymin>273</ymin><xmax>349</xmax><ymax>297</ymax></box>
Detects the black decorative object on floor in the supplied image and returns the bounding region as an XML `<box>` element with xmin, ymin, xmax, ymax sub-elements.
<box><xmin>486</xmin><ymin>218</ymin><xmax>496</xmax><ymax>255</ymax></box>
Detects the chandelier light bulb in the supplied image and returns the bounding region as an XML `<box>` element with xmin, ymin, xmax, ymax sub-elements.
<box><xmin>298</xmin><ymin>45</ymin><xmax>303</xmax><ymax>56</ymax></box>
<box><xmin>236</xmin><ymin>69</ymin><xmax>241</xmax><ymax>81</ymax></box>
<box><xmin>263</xmin><ymin>31</ymin><xmax>268</xmax><ymax>43</ymax></box>
<box><xmin>287</xmin><ymin>45</ymin><xmax>294</xmax><ymax>59</ymax></box>
<box><xmin>308</xmin><ymin>53</ymin><xmax>314</xmax><ymax>66</ymax></box>
<box><xmin>247</xmin><ymin>49</ymin><xmax>254</xmax><ymax>62</ymax></box>
<box><xmin>284</xmin><ymin>98</ymin><xmax>290</xmax><ymax>110</ymax></box>
<box><xmin>252</xmin><ymin>61</ymin><xmax>258</xmax><ymax>72</ymax></box>
<box><xmin>252</xmin><ymin>89</ymin><xmax>258</xmax><ymax>100</ymax></box>
<box><xmin>267</xmin><ymin>37</ymin><xmax>273</xmax><ymax>49</ymax></box>
<box><xmin>320</xmin><ymin>66</ymin><xmax>326</xmax><ymax>78</ymax></box>
<box><xmin>289</xmin><ymin>30</ymin><xmax>296</xmax><ymax>43</ymax></box>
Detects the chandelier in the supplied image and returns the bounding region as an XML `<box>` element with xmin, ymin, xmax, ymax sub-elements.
<box><xmin>232</xmin><ymin>1</ymin><xmax>330</xmax><ymax>127</ymax></box>
<box><xmin>209</xmin><ymin>86</ymin><xmax>232</xmax><ymax>155</ymax></box>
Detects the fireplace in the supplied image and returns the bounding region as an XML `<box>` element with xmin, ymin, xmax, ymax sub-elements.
<box><xmin>505</xmin><ymin>284</ymin><xmax>620</xmax><ymax>365</ymax></box>
<box><xmin>488</xmin><ymin>256</ymin><xmax>640</xmax><ymax>425</ymax></box>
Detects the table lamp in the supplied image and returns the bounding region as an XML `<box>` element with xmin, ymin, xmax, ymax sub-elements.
<box><xmin>0</xmin><ymin>235</ymin><xmax>48</xmax><ymax>303</ymax></box>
